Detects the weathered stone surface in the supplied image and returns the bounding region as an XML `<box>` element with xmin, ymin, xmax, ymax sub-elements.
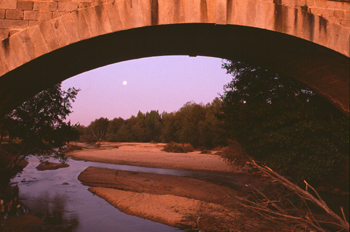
<box><xmin>0</xmin><ymin>19</ymin><xmax>28</xmax><ymax>29</ymax></box>
<box><xmin>17</xmin><ymin>1</ymin><xmax>34</xmax><ymax>11</ymax></box>
<box><xmin>33</xmin><ymin>2</ymin><xmax>57</xmax><ymax>12</ymax></box>
<box><xmin>0</xmin><ymin>0</ymin><xmax>17</xmax><ymax>10</ymax></box>
<box><xmin>0</xmin><ymin>9</ymin><xmax>5</xmax><ymax>19</ymax></box>
<box><xmin>5</xmin><ymin>9</ymin><xmax>24</xmax><ymax>20</ymax></box>
<box><xmin>24</xmin><ymin>11</ymin><xmax>51</xmax><ymax>21</ymax></box>
<box><xmin>57</xmin><ymin>2</ymin><xmax>78</xmax><ymax>12</ymax></box>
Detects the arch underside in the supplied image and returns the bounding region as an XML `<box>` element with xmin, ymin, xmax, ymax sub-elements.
<box><xmin>0</xmin><ymin>24</ymin><xmax>349</xmax><ymax>117</ymax></box>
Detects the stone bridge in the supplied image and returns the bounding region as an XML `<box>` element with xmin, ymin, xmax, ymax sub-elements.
<box><xmin>0</xmin><ymin>0</ymin><xmax>349</xmax><ymax>117</ymax></box>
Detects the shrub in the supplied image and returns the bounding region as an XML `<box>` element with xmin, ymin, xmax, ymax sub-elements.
<box><xmin>200</xmin><ymin>150</ymin><xmax>212</xmax><ymax>154</ymax></box>
<box><xmin>163</xmin><ymin>142</ymin><xmax>194</xmax><ymax>153</ymax></box>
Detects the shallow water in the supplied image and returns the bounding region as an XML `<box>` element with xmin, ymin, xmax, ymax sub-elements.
<box><xmin>10</xmin><ymin>156</ymin><xmax>183</xmax><ymax>232</ymax></box>
<box><xmin>9</xmin><ymin>156</ymin><xmax>348</xmax><ymax>231</ymax></box>
<box><xmin>9</xmin><ymin>156</ymin><xmax>249</xmax><ymax>232</ymax></box>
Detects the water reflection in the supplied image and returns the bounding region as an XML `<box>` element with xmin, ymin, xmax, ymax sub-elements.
<box><xmin>25</xmin><ymin>191</ymin><xmax>79</xmax><ymax>231</ymax></box>
<box><xmin>10</xmin><ymin>156</ymin><xmax>180</xmax><ymax>232</ymax></box>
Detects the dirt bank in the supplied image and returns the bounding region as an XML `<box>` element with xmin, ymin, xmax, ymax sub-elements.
<box><xmin>67</xmin><ymin>142</ymin><xmax>238</xmax><ymax>173</ymax></box>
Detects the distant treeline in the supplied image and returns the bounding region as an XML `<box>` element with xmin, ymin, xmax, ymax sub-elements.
<box><xmin>77</xmin><ymin>97</ymin><xmax>226</xmax><ymax>149</ymax></box>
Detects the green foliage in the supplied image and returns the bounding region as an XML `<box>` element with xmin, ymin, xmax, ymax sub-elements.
<box><xmin>161</xmin><ymin>99</ymin><xmax>226</xmax><ymax>149</ymax></box>
<box><xmin>88</xmin><ymin>117</ymin><xmax>110</xmax><ymax>141</ymax></box>
<box><xmin>221</xmin><ymin>60</ymin><xmax>349</xmax><ymax>189</ymax></box>
<box><xmin>79</xmin><ymin>98</ymin><xmax>226</xmax><ymax>149</ymax></box>
<box><xmin>105</xmin><ymin>117</ymin><xmax>124</xmax><ymax>141</ymax></box>
<box><xmin>1</xmin><ymin>84</ymin><xmax>80</xmax><ymax>153</ymax></box>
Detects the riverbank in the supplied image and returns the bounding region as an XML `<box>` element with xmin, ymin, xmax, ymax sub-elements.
<box><xmin>67</xmin><ymin>142</ymin><xmax>240</xmax><ymax>173</ymax></box>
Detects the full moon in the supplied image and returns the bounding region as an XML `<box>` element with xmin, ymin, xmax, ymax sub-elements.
<box><xmin>123</xmin><ymin>81</ymin><xmax>127</xmax><ymax>85</ymax></box>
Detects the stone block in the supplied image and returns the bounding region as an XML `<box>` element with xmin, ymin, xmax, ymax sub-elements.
<box><xmin>6</xmin><ymin>10</ymin><xmax>24</xmax><ymax>20</ymax></box>
<box><xmin>17</xmin><ymin>1</ymin><xmax>34</xmax><ymax>11</ymax></box>
<box><xmin>52</xmin><ymin>11</ymin><xmax>67</xmax><ymax>18</ymax></box>
<box><xmin>235</xmin><ymin>0</ymin><xmax>248</xmax><ymax>25</ymax></box>
<box><xmin>0</xmin><ymin>0</ymin><xmax>17</xmax><ymax>10</ymax></box>
<box><xmin>138</xmin><ymin>0</ymin><xmax>152</xmax><ymax>26</ymax></box>
<box><xmin>280</xmin><ymin>0</ymin><xmax>298</xmax><ymax>7</ymax></box>
<box><xmin>0</xmin><ymin>54</ymin><xmax>9</xmax><ymax>76</ymax></box>
<box><xmin>71</xmin><ymin>10</ymin><xmax>91</xmax><ymax>40</ymax></box>
<box><xmin>327</xmin><ymin>1</ymin><xmax>348</xmax><ymax>10</ymax></box>
<box><xmin>33</xmin><ymin>2</ymin><xmax>58</xmax><ymax>12</ymax></box>
<box><xmin>60</xmin><ymin>13</ymin><xmax>80</xmax><ymax>44</ymax></box>
<box><xmin>305</xmin><ymin>0</ymin><xmax>315</xmax><ymax>7</ymax></box>
<box><xmin>245</xmin><ymin>0</ymin><xmax>258</xmax><ymax>27</ymax></box>
<box><xmin>39</xmin><ymin>20</ymin><xmax>60</xmax><ymax>50</ymax></box>
<box><xmin>58</xmin><ymin>2</ymin><xmax>79</xmax><ymax>12</ymax></box>
<box><xmin>314</xmin><ymin>0</ymin><xmax>327</xmax><ymax>8</ymax></box>
<box><xmin>2</xmin><ymin>35</ymin><xmax>29</xmax><ymax>70</ymax></box>
<box><xmin>105</xmin><ymin>2</ymin><xmax>123</xmax><ymax>31</ymax></box>
<box><xmin>345</xmin><ymin>10</ymin><xmax>350</xmax><ymax>20</ymax></box>
<box><xmin>0</xmin><ymin>28</ymin><xmax>10</xmax><ymax>40</ymax></box>
<box><xmin>14</xmin><ymin>27</ymin><xmax>48</xmax><ymax>61</ymax></box>
<box><xmin>29</xmin><ymin>20</ymin><xmax>42</xmax><ymax>27</ymax></box>
<box><xmin>92</xmin><ymin>0</ymin><xmax>110</xmax><ymax>3</ymax></box>
<box><xmin>336</xmin><ymin>26</ymin><xmax>350</xmax><ymax>56</ymax></box>
<box><xmin>9</xmin><ymin>29</ymin><xmax>20</xmax><ymax>36</ymax></box>
<box><xmin>333</xmin><ymin>10</ymin><xmax>344</xmax><ymax>19</ymax></box>
<box><xmin>82</xmin><ymin>7</ymin><xmax>104</xmax><ymax>37</ymax></box>
<box><xmin>216</xmin><ymin>0</ymin><xmax>227</xmax><ymax>25</ymax></box>
<box><xmin>115</xmin><ymin>1</ymin><xmax>134</xmax><ymax>29</ymax></box>
<box><xmin>0</xmin><ymin>9</ymin><xmax>5</xmax><ymax>19</ymax></box>
<box><xmin>24</xmin><ymin>11</ymin><xmax>52</xmax><ymax>21</ymax></box>
<box><xmin>90</xmin><ymin>2</ymin><xmax>100</xmax><ymax>8</ymax></box>
<box><xmin>318</xmin><ymin>9</ymin><xmax>334</xmax><ymax>18</ymax></box>
<box><xmin>340</xmin><ymin>19</ymin><xmax>350</xmax><ymax>27</ymax></box>
<box><xmin>78</xmin><ymin>2</ymin><xmax>92</xmax><ymax>9</ymax></box>
<box><xmin>93</xmin><ymin>4</ymin><xmax>112</xmax><ymax>33</ymax></box>
<box><xmin>0</xmin><ymin>19</ymin><xmax>28</xmax><ymax>29</ymax></box>
<box><xmin>56</xmin><ymin>0</ymin><xmax>76</xmax><ymax>2</ymax></box>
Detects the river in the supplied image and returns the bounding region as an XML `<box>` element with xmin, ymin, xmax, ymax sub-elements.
<box><xmin>7</xmin><ymin>155</ymin><xmax>349</xmax><ymax>231</ymax></box>
<box><xmin>8</xmin><ymin>155</ymin><xmax>246</xmax><ymax>232</ymax></box>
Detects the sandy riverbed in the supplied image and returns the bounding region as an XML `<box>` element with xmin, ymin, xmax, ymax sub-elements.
<box><xmin>67</xmin><ymin>142</ymin><xmax>238</xmax><ymax>173</ymax></box>
<box><xmin>68</xmin><ymin>143</ymin><xmax>264</xmax><ymax>231</ymax></box>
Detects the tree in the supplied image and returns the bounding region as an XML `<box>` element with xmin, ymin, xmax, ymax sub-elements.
<box><xmin>106</xmin><ymin>117</ymin><xmax>124</xmax><ymax>141</ymax></box>
<box><xmin>88</xmin><ymin>117</ymin><xmax>110</xmax><ymax>141</ymax></box>
<box><xmin>0</xmin><ymin>83</ymin><xmax>80</xmax><ymax>169</ymax></box>
<box><xmin>144</xmin><ymin>110</ymin><xmax>163</xmax><ymax>142</ymax></box>
<box><xmin>221</xmin><ymin>60</ymin><xmax>349</xmax><ymax>190</ymax></box>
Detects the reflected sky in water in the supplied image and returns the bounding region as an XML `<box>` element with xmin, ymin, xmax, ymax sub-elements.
<box><xmin>11</xmin><ymin>156</ymin><xmax>181</xmax><ymax>232</ymax></box>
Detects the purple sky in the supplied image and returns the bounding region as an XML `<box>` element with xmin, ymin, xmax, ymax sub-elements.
<box><xmin>61</xmin><ymin>56</ymin><xmax>233</xmax><ymax>126</ymax></box>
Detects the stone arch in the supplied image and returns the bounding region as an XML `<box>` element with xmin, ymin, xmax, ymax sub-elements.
<box><xmin>0</xmin><ymin>0</ymin><xmax>349</xmax><ymax>116</ymax></box>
